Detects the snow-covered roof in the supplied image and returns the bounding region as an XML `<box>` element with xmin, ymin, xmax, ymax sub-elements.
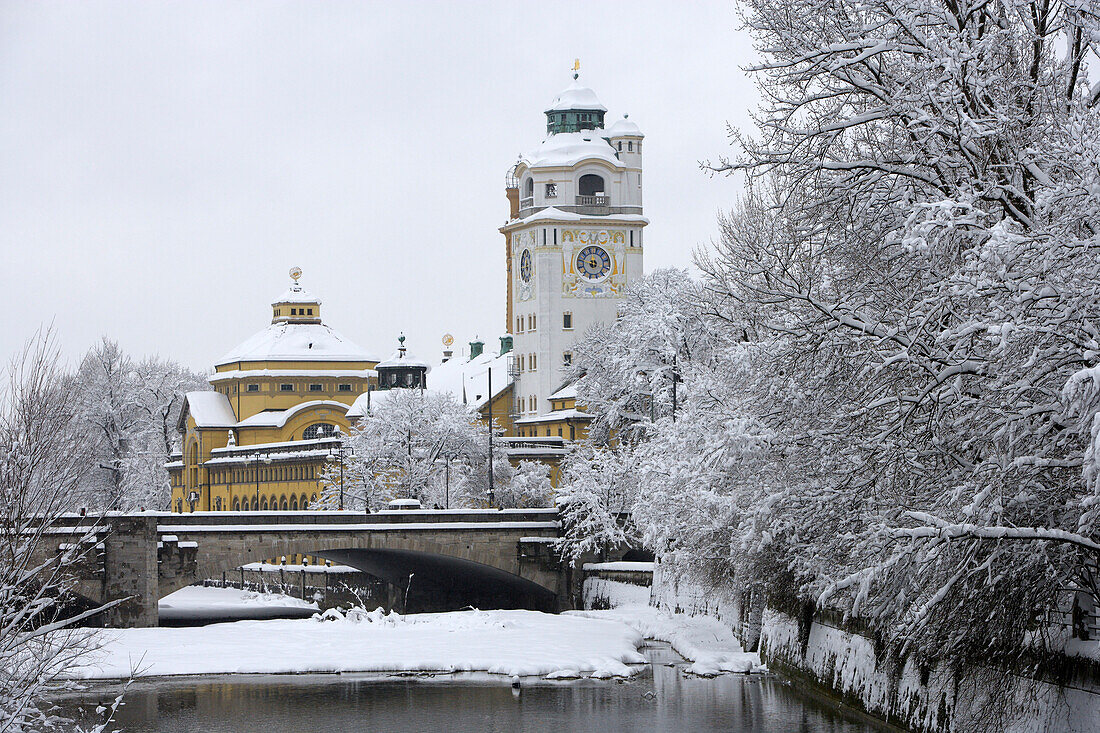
<box><xmin>272</xmin><ymin>285</ymin><xmax>320</xmax><ymax>305</ymax></box>
<box><xmin>234</xmin><ymin>400</ymin><xmax>350</xmax><ymax>428</ymax></box>
<box><xmin>515</xmin><ymin>408</ymin><xmax>592</xmax><ymax>425</ymax></box>
<box><xmin>549</xmin><ymin>383</ymin><xmax>578</xmax><ymax>401</ymax></box>
<box><xmin>376</xmin><ymin>350</ymin><xmax>432</xmax><ymax>372</ymax></box>
<box><xmin>217</xmin><ymin>322</ymin><xmax>379</xmax><ymax>366</ymax></box>
<box><xmin>182</xmin><ymin>391</ymin><xmax>238</xmax><ymax>428</ymax></box>
<box><xmin>512</xmin><ymin>207</ymin><xmax>650</xmax><ymax>226</ymax></box>
<box><xmin>546</xmin><ymin>80</ymin><xmax>607</xmax><ymax>112</ymax></box>
<box><xmin>346</xmin><ymin>346</ymin><xmax>514</xmax><ymax>420</ymax></box>
<box><xmin>210</xmin><ymin>368</ymin><xmax>376</xmax><ymax>382</ymax></box>
<box><xmin>520</xmin><ymin>132</ymin><xmax>621</xmax><ymax>170</ymax></box>
<box><xmin>604</xmin><ymin>116</ymin><xmax>643</xmax><ymax>137</ymax></box>
<box><xmin>430</xmin><ymin>347</ymin><xmax>513</xmax><ymax>411</ymax></box>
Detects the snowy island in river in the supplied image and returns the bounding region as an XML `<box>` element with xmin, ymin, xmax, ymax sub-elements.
<box><xmin>65</xmin><ymin>599</ymin><xmax>760</xmax><ymax>681</ymax></box>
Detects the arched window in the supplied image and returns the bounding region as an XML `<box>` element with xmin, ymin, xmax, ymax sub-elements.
<box><xmin>232</xmin><ymin>498</ymin><xmax>240</xmax><ymax>511</ymax></box>
<box><xmin>280</xmin><ymin>495</ymin><xmax>288</xmax><ymax>511</ymax></box>
<box><xmin>251</xmin><ymin>496</ymin><xmax>258</xmax><ymax>511</ymax></box>
<box><xmin>188</xmin><ymin>442</ymin><xmax>199</xmax><ymax>466</ymax></box>
<box><xmin>523</xmin><ymin>177</ymin><xmax>534</xmax><ymax>198</ymax></box>
<box><xmin>578</xmin><ymin>174</ymin><xmax>605</xmax><ymax>196</ymax></box>
<box><xmin>310</xmin><ymin>493</ymin><xmax>318</xmax><ymax>505</ymax></box>
<box><xmin>303</xmin><ymin>423</ymin><xmax>338</xmax><ymax>440</ymax></box>
<box><xmin>214</xmin><ymin>497</ymin><xmax>222</xmax><ymax>511</ymax></box>
<box><xmin>261</xmin><ymin>497</ymin><xmax>269</xmax><ymax>511</ymax></box>
<box><xmin>290</xmin><ymin>495</ymin><xmax>298</xmax><ymax>511</ymax></box>
<box><xmin>301</xmin><ymin>493</ymin><xmax>309</xmax><ymax>509</ymax></box>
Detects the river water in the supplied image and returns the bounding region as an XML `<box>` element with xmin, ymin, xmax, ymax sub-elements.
<box><xmin>55</xmin><ymin>645</ymin><xmax>880</xmax><ymax>732</ymax></box>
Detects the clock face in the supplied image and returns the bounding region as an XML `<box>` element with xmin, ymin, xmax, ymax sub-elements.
<box><xmin>576</xmin><ymin>246</ymin><xmax>612</xmax><ymax>280</ymax></box>
<box><xmin>520</xmin><ymin>249</ymin><xmax>532</xmax><ymax>282</ymax></box>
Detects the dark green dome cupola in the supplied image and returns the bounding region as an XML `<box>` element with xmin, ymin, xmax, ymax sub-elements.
<box><xmin>545</xmin><ymin>76</ymin><xmax>607</xmax><ymax>135</ymax></box>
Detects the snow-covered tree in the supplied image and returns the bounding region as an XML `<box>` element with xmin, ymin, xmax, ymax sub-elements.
<box><xmin>0</xmin><ymin>331</ymin><xmax>118</xmax><ymax>731</ymax></box>
<box><xmin>492</xmin><ymin>460</ymin><xmax>554</xmax><ymax>509</ymax></box>
<box><xmin>690</xmin><ymin>0</ymin><xmax>1100</xmax><ymax>671</ymax></box>
<box><xmin>570</xmin><ymin>269</ymin><xmax>718</xmax><ymax>445</ymax></box>
<box><xmin>320</xmin><ymin>389</ymin><xmax>490</xmax><ymax>510</ymax></box>
<box><xmin>67</xmin><ymin>340</ymin><xmax>206</xmax><ymax>511</ymax></box>
<box><xmin>555</xmin><ymin>445</ymin><xmax>640</xmax><ymax>563</ymax></box>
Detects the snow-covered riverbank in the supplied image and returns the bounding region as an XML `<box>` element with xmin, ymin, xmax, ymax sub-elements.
<box><xmin>65</xmin><ymin>605</ymin><xmax>761</xmax><ymax>682</ymax></box>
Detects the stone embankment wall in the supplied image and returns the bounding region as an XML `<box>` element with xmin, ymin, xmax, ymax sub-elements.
<box><xmin>651</xmin><ymin>563</ymin><xmax>1100</xmax><ymax>733</ymax></box>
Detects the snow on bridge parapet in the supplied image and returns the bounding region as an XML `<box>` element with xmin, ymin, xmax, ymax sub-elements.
<box><xmin>155</xmin><ymin>520</ymin><xmax>561</xmax><ymax>534</ymax></box>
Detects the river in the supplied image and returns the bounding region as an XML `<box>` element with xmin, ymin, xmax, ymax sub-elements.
<box><xmin>54</xmin><ymin>644</ymin><xmax>881</xmax><ymax>732</ymax></box>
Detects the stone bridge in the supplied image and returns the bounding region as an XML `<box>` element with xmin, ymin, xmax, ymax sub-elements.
<box><xmin>46</xmin><ymin>509</ymin><xmax>568</xmax><ymax>628</ymax></box>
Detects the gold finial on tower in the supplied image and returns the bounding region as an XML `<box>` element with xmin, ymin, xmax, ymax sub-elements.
<box><xmin>289</xmin><ymin>266</ymin><xmax>302</xmax><ymax>284</ymax></box>
<box><xmin>572</xmin><ymin>58</ymin><xmax>580</xmax><ymax>80</ymax></box>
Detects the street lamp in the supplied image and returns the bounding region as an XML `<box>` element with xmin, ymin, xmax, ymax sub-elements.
<box><xmin>326</xmin><ymin>431</ymin><xmax>349</xmax><ymax>511</ymax></box>
<box><xmin>251</xmin><ymin>452</ymin><xmax>272</xmax><ymax>510</ymax></box>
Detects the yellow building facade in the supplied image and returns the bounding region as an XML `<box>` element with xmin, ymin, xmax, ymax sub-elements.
<box><xmin>168</xmin><ymin>270</ymin><xmax>379</xmax><ymax>513</ymax></box>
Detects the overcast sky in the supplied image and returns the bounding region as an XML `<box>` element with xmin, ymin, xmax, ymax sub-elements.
<box><xmin>0</xmin><ymin>1</ymin><xmax>756</xmax><ymax>372</ymax></box>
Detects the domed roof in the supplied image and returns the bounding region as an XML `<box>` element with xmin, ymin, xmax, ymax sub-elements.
<box><xmin>375</xmin><ymin>335</ymin><xmax>431</xmax><ymax>373</ymax></box>
<box><xmin>216</xmin><ymin>322</ymin><xmax>377</xmax><ymax>366</ymax></box>
<box><xmin>520</xmin><ymin>131</ymin><xmax>621</xmax><ymax>169</ymax></box>
<box><xmin>546</xmin><ymin>80</ymin><xmax>607</xmax><ymax>113</ymax></box>
<box><xmin>605</xmin><ymin>115</ymin><xmax>643</xmax><ymax>137</ymax></box>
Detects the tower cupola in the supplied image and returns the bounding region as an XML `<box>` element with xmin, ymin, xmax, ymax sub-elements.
<box><xmin>271</xmin><ymin>266</ymin><xmax>322</xmax><ymax>324</ymax></box>
<box><xmin>375</xmin><ymin>334</ymin><xmax>431</xmax><ymax>390</ymax></box>
<box><xmin>545</xmin><ymin>70</ymin><xmax>607</xmax><ymax>135</ymax></box>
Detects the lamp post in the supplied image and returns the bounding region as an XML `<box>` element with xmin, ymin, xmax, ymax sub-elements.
<box><xmin>251</xmin><ymin>452</ymin><xmax>271</xmax><ymax>510</ymax></box>
<box><xmin>327</xmin><ymin>431</ymin><xmax>348</xmax><ymax>511</ymax></box>
<box><xmin>487</xmin><ymin>367</ymin><xmax>494</xmax><ymax>508</ymax></box>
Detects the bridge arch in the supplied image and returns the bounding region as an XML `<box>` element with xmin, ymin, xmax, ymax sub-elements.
<box><xmin>155</xmin><ymin>524</ymin><xmax>564</xmax><ymax>615</ymax></box>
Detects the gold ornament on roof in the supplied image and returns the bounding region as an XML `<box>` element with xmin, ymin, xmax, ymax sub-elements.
<box><xmin>289</xmin><ymin>266</ymin><xmax>303</xmax><ymax>283</ymax></box>
<box><xmin>442</xmin><ymin>333</ymin><xmax>454</xmax><ymax>347</ymax></box>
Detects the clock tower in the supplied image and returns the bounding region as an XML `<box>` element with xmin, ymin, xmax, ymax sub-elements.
<box><xmin>501</xmin><ymin>72</ymin><xmax>646</xmax><ymax>423</ymax></box>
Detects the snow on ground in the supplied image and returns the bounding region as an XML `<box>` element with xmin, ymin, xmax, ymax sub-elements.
<box><xmin>64</xmin><ymin>609</ymin><xmax>646</xmax><ymax>681</ymax></box>
<box><xmin>569</xmin><ymin>605</ymin><xmax>764</xmax><ymax>676</ymax></box>
<box><xmin>158</xmin><ymin>586</ymin><xmax>317</xmax><ymax>622</ymax></box>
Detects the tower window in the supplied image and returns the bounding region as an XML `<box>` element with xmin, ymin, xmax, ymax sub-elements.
<box><xmin>563</xmin><ymin>351</ymin><xmax>573</xmax><ymax>367</ymax></box>
<box><xmin>291</xmin><ymin>308</ymin><xmax>297</xmax><ymax>315</ymax></box>
<box><xmin>307</xmin><ymin>308</ymin><xmax>313</xmax><ymax>315</ymax></box>
<box><xmin>280</xmin><ymin>383</ymin><xmax>294</xmax><ymax>392</ymax></box>
<box><xmin>618</xmin><ymin>141</ymin><xmax>622</xmax><ymax>151</ymax></box>
<box><xmin>628</xmin><ymin>141</ymin><xmax>633</xmax><ymax>152</ymax></box>
<box><xmin>530</xmin><ymin>353</ymin><xmax>537</xmax><ymax>371</ymax></box>
<box><xmin>545</xmin><ymin>182</ymin><xmax>557</xmax><ymax>198</ymax></box>
<box><xmin>247</xmin><ymin>384</ymin><xmax>259</xmax><ymax>392</ymax></box>
<box><xmin>563</xmin><ymin>312</ymin><xmax>573</xmax><ymax>330</ymax></box>
<box><xmin>630</xmin><ymin>230</ymin><xmax>634</xmax><ymax>246</ymax></box>
<box><xmin>338</xmin><ymin>383</ymin><xmax>352</xmax><ymax>392</ymax></box>
<box><xmin>309</xmin><ymin>383</ymin><xmax>323</xmax><ymax>392</ymax></box>
<box><xmin>275</xmin><ymin>309</ymin><xmax>281</xmax><ymax>316</ymax></box>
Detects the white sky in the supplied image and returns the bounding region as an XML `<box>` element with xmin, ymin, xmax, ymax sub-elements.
<box><xmin>0</xmin><ymin>1</ymin><xmax>756</xmax><ymax>372</ymax></box>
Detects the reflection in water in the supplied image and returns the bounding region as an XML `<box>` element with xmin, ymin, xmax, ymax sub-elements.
<box><xmin>55</xmin><ymin>646</ymin><xmax>877</xmax><ymax>733</ymax></box>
